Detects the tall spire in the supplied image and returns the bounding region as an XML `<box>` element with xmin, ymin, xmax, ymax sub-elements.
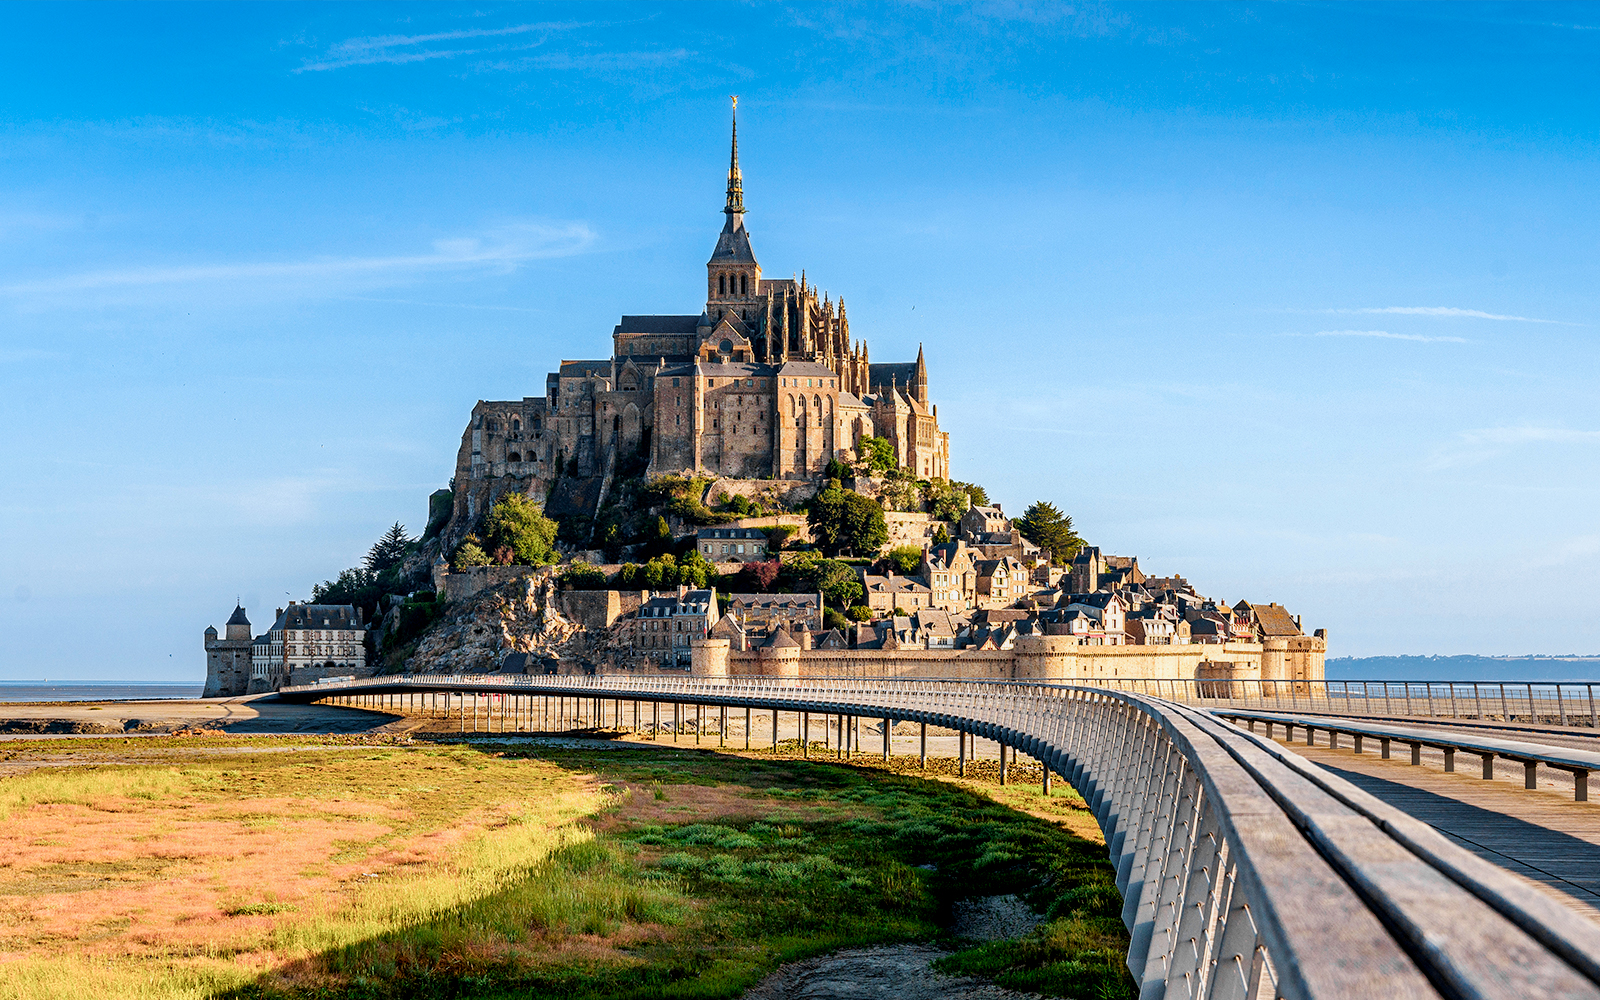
<box><xmin>724</xmin><ymin>95</ymin><xmax>745</xmax><ymax>220</ymax></box>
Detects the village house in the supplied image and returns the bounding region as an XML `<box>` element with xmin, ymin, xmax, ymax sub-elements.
<box><xmin>696</xmin><ymin>526</ymin><xmax>770</xmax><ymax>563</ymax></box>
<box><xmin>922</xmin><ymin>541</ymin><xmax>978</xmax><ymax>611</ymax></box>
<box><xmin>631</xmin><ymin>588</ymin><xmax>719</xmax><ymax>668</ymax></box>
<box><xmin>859</xmin><ymin>570</ymin><xmax>933</xmax><ymax>614</ymax></box>
<box><xmin>974</xmin><ymin>556</ymin><xmax>1030</xmax><ymax>609</ymax></box>
<box><xmin>248</xmin><ymin>602</ymin><xmax>367</xmax><ymax>692</ymax></box>
<box><xmin>721</xmin><ymin>592</ymin><xmax>823</xmax><ymax>638</ymax></box>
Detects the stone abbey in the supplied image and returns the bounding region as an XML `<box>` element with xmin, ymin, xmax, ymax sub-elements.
<box><xmin>452</xmin><ymin>103</ymin><xmax>950</xmax><ymax>518</ymax></box>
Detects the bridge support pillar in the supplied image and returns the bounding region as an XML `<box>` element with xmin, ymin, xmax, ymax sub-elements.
<box><xmin>1482</xmin><ymin>753</ymin><xmax>1494</xmax><ymax>779</ymax></box>
<box><xmin>771</xmin><ymin>709</ymin><xmax>778</xmax><ymax>751</ymax></box>
<box><xmin>1329</xmin><ymin>731</ymin><xmax>1339</xmax><ymax>749</ymax></box>
<box><xmin>1306</xmin><ymin>727</ymin><xmax>1316</xmax><ymax>746</ymax></box>
<box><xmin>1576</xmin><ymin>770</ymin><xmax>1588</xmax><ymax>802</ymax></box>
<box><xmin>1525</xmin><ymin>761</ymin><xmax>1538</xmax><ymax>789</ymax></box>
<box><xmin>1444</xmin><ymin>748</ymin><xmax>1456</xmax><ymax>772</ymax></box>
<box><xmin>1380</xmin><ymin>738</ymin><xmax>1391</xmax><ymax>759</ymax></box>
<box><xmin>1410</xmin><ymin>743</ymin><xmax>1421</xmax><ymax>766</ymax></box>
<box><xmin>1000</xmin><ymin>744</ymin><xmax>1008</xmax><ymax>785</ymax></box>
<box><xmin>959</xmin><ymin>731</ymin><xmax>966</xmax><ymax>776</ymax></box>
<box><xmin>1354</xmin><ymin>734</ymin><xmax>1363</xmax><ymax>754</ymax></box>
<box><xmin>1042</xmin><ymin>764</ymin><xmax>1051</xmax><ymax>796</ymax></box>
<box><xmin>883</xmin><ymin>717</ymin><xmax>891</xmax><ymax>761</ymax></box>
<box><xmin>919</xmin><ymin>723</ymin><xmax>927</xmax><ymax>770</ymax></box>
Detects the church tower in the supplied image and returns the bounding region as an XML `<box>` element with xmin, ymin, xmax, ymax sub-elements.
<box><xmin>706</xmin><ymin>97</ymin><xmax>761</xmax><ymax>324</ymax></box>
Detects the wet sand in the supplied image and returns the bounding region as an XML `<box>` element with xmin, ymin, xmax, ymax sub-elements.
<box><xmin>0</xmin><ymin>694</ymin><xmax>403</xmax><ymax>737</ymax></box>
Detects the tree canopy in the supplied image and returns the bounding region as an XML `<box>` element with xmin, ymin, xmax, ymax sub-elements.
<box><xmin>857</xmin><ymin>435</ymin><xmax>895</xmax><ymax>473</ymax></box>
<box><xmin>1016</xmin><ymin>501</ymin><xmax>1083</xmax><ymax>565</ymax></box>
<box><xmin>365</xmin><ymin>522</ymin><xmax>413</xmax><ymax>575</ymax></box>
<box><xmin>886</xmin><ymin>544</ymin><xmax>923</xmax><ymax>575</ymax></box>
<box><xmin>480</xmin><ymin>493</ymin><xmax>559</xmax><ymax>566</ymax></box>
<box><xmin>807</xmin><ymin>482</ymin><xmax>889</xmax><ymax>556</ymax></box>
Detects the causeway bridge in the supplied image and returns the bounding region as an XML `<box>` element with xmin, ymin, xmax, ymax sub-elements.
<box><xmin>281</xmin><ymin>674</ymin><xmax>1600</xmax><ymax>1000</ymax></box>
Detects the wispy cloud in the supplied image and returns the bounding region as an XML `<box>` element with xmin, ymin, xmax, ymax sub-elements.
<box><xmin>1427</xmin><ymin>425</ymin><xmax>1600</xmax><ymax>470</ymax></box>
<box><xmin>296</xmin><ymin>21</ymin><xmax>586</xmax><ymax>72</ymax></box>
<box><xmin>1329</xmin><ymin>306</ymin><xmax>1565</xmax><ymax>323</ymax></box>
<box><xmin>0</xmin><ymin>222</ymin><xmax>596</xmax><ymax>300</ymax></box>
<box><xmin>1305</xmin><ymin>329</ymin><xmax>1470</xmax><ymax>343</ymax></box>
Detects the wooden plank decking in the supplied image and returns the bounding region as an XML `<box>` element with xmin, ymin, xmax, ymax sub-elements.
<box><xmin>1281</xmin><ymin>733</ymin><xmax>1600</xmax><ymax>919</ymax></box>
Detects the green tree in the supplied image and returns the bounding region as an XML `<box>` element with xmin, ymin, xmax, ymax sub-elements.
<box><xmin>953</xmin><ymin>481</ymin><xmax>990</xmax><ymax>508</ymax></box>
<box><xmin>365</xmin><ymin>522</ymin><xmax>413</xmax><ymax>575</ymax></box>
<box><xmin>481</xmin><ymin>493</ymin><xmax>559</xmax><ymax>566</ymax></box>
<box><xmin>886</xmin><ymin>544</ymin><xmax>923</xmax><ymax>575</ymax></box>
<box><xmin>921</xmin><ymin>479</ymin><xmax>971</xmax><ymax>521</ymax></box>
<box><xmin>823</xmin><ymin>608</ymin><xmax>851</xmax><ymax>631</ymax></box>
<box><xmin>311</xmin><ymin>567</ymin><xmax>380</xmax><ymax>609</ymax></box>
<box><xmin>932</xmin><ymin>523</ymin><xmax>951</xmax><ymax>545</ymax></box>
<box><xmin>452</xmin><ymin>537</ymin><xmax>491</xmax><ymax>570</ymax></box>
<box><xmin>559</xmin><ymin>562</ymin><xmax>608</xmax><ymax>589</ymax></box>
<box><xmin>643</xmin><ymin>554</ymin><xmax>678</xmax><ymax>590</ymax></box>
<box><xmin>858</xmin><ymin>436</ymin><xmax>895</xmax><ymax>473</ymax></box>
<box><xmin>814</xmin><ymin>559</ymin><xmax>864</xmax><ymax>609</ymax></box>
<box><xmin>807</xmin><ymin>482</ymin><xmax>888</xmax><ymax>556</ymax></box>
<box><xmin>824</xmin><ymin>458</ymin><xmax>851</xmax><ymax>481</ymax></box>
<box><xmin>848</xmin><ymin>605</ymin><xmax>874</xmax><ymax>623</ymax></box>
<box><xmin>1016</xmin><ymin>501</ymin><xmax>1084</xmax><ymax>565</ymax></box>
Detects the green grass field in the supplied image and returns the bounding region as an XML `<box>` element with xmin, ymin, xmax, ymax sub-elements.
<box><xmin>0</xmin><ymin>736</ymin><xmax>1132</xmax><ymax>999</ymax></box>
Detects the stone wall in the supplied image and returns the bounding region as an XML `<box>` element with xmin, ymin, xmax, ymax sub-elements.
<box><xmin>439</xmin><ymin>565</ymin><xmax>554</xmax><ymax>604</ymax></box>
<box><xmin>691</xmin><ymin>635</ymin><xmax>1324</xmax><ymax>683</ymax></box>
<box><xmin>559</xmin><ymin>589</ymin><xmax>646</xmax><ymax>631</ymax></box>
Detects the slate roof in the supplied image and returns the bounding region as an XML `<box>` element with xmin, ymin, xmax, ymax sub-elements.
<box><xmin>867</xmin><ymin>363</ymin><xmax>918</xmax><ymax>393</ymax></box>
<box><xmin>558</xmin><ymin>360</ymin><xmax>612</xmax><ymax>378</ymax></box>
<box><xmin>710</xmin><ymin>218</ymin><xmax>757</xmax><ymax>264</ymax></box>
<box><xmin>776</xmin><ymin>361</ymin><xmax>843</xmax><ymax>379</ymax></box>
<box><xmin>226</xmin><ymin>605</ymin><xmax>251</xmax><ymax>626</ymax></box>
<box><xmin>861</xmin><ymin>574</ymin><xmax>931</xmax><ymax>595</ymax></box>
<box><xmin>697</xmin><ymin>527</ymin><xmax>770</xmax><ymax>540</ymax></box>
<box><xmin>696</xmin><ymin>363</ymin><xmax>774</xmax><ymax>379</ymax></box>
<box><xmin>727</xmin><ymin>593</ymin><xmax>820</xmax><ymax>610</ymax></box>
<box><xmin>613</xmin><ymin>315</ymin><xmax>701</xmax><ymax>334</ymax></box>
<box><xmin>273</xmin><ymin>604</ymin><xmax>363</xmax><ymax>631</ymax></box>
<box><xmin>763</xmin><ymin>627</ymin><xmax>799</xmax><ymax>649</ymax></box>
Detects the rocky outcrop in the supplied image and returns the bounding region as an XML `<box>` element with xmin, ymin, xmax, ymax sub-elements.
<box><xmin>407</xmin><ymin>575</ymin><xmax>617</xmax><ymax>674</ymax></box>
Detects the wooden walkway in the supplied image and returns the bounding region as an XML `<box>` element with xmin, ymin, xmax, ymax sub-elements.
<box><xmin>1285</xmin><ymin>734</ymin><xmax>1600</xmax><ymax>919</ymax></box>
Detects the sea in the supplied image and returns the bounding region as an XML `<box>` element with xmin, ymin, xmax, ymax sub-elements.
<box><xmin>1328</xmin><ymin>655</ymin><xmax>1600</xmax><ymax>682</ymax></box>
<box><xmin>0</xmin><ymin>682</ymin><xmax>204</xmax><ymax>703</ymax></box>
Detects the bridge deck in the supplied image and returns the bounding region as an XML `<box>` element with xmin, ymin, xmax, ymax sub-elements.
<box><xmin>1281</xmin><ymin>733</ymin><xmax>1600</xmax><ymax>919</ymax></box>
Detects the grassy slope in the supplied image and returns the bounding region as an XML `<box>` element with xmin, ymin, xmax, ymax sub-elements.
<box><xmin>0</xmin><ymin>737</ymin><xmax>1132</xmax><ymax>1000</ymax></box>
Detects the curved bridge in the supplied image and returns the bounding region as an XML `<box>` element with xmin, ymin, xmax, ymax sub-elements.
<box><xmin>281</xmin><ymin>674</ymin><xmax>1600</xmax><ymax>999</ymax></box>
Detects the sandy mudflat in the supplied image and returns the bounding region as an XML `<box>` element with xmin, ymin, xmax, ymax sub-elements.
<box><xmin>0</xmin><ymin>693</ymin><xmax>405</xmax><ymax>737</ymax></box>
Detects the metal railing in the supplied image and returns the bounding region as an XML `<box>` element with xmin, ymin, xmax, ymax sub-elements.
<box><xmin>281</xmin><ymin>673</ymin><xmax>1600</xmax><ymax>998</ymax></box>
<box><xmin>1074</xmin><ymin>678</ymin><xmax>1600</xmax><ymax>727</ymax></box>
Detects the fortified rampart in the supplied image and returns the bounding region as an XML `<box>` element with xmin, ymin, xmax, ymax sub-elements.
<box><xmin>690</xmin><ymin>634</ymin><xmax>1323</xmax><ymax>685</ymax></box>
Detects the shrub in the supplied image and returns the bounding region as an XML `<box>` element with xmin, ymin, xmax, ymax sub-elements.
<box><xmin>452</xmin><ymin>537</ymin><xmax>491</xmax><ymax>570</ymax></box>
<box><xmin>886</xmin><ymin>544</ymin><xmax>923</xmax><ymax>575</ymax></box>
<box><xmin>559</xmin><ymin>563</ymin><xmax>608</xmax><ymax>590</ymax></box>
<box><xmin>823</xmin><ymin>608</ymin><xmax>851</xmax><ymax>631</ymax></box>
<box><xmin>481</xmin><ymin>493</ymin><xmax>559</xmax><ymax>566</ymax></box>
<box><xmin>848</xmin><ymin>605</ymin><xmax>874</xmax><ymax>622</ymax></box>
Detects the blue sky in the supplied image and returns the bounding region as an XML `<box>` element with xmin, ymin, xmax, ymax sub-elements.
<box><xmin>2</xmin><ymin>2</ymin><xmax>1599</xmax><ymax>680</ymax></box>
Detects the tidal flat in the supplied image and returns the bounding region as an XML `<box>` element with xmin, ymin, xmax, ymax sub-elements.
<box><xmin>0</xmin><ymin>734</ymin><xmax>1131</xmax><ymax>999</ymax></box>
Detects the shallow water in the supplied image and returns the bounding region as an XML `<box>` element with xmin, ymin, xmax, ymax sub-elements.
<box><xmin>0</xmin><ymin>683</ymin><xmax>203</xmax><ymax>703</ymax></box>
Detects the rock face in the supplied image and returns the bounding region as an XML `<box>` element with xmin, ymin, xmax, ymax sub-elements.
<box><xmin>407</xmin><ymin>575</ymin><xmax>607</xmax><ymax>675</ymax></box>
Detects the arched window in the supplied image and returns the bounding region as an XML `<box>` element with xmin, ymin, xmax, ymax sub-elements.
<box><xmin>718</xmin><ymin>274</ymin><xmax>726</xmax><ymax>295</ymax></box>
<box><xmin>740</xmin><ymin>274</ymin><xmax>747</xmax><ymax>295</ymax></box>
<box><xmin>508</xmin><ymin>451</ymin><xmax>521</xmax><ymax>462</ymax></box>
<box><xmin>789</xmin><ymin>394</ymin><xmax>797</xmax><ymax>418</ymax></box>
<box><xmin>512</xmin><ymin>418</ymin><xmax>521</xmax><ymax>432</ymax></box>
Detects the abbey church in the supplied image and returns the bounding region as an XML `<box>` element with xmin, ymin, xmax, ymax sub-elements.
<box><xmin>452</xmin><ymin>103</ymin><xmax>950</xmax><ymax>521</ymax></box>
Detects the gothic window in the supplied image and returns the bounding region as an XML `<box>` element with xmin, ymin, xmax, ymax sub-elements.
<box><xmin>740</xmin><ymin>274</ymin><xmax>747</xmax><ymax>295</ymax></box>
<box><xmin>719</xmin><ymin>274</ymin><xmax>727</xmax><ymax>295</ymax></box>
<box><xmin>512</xmin><ymin>418</ymin><xmax>521</xmax><ymax>432</ymax></box>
